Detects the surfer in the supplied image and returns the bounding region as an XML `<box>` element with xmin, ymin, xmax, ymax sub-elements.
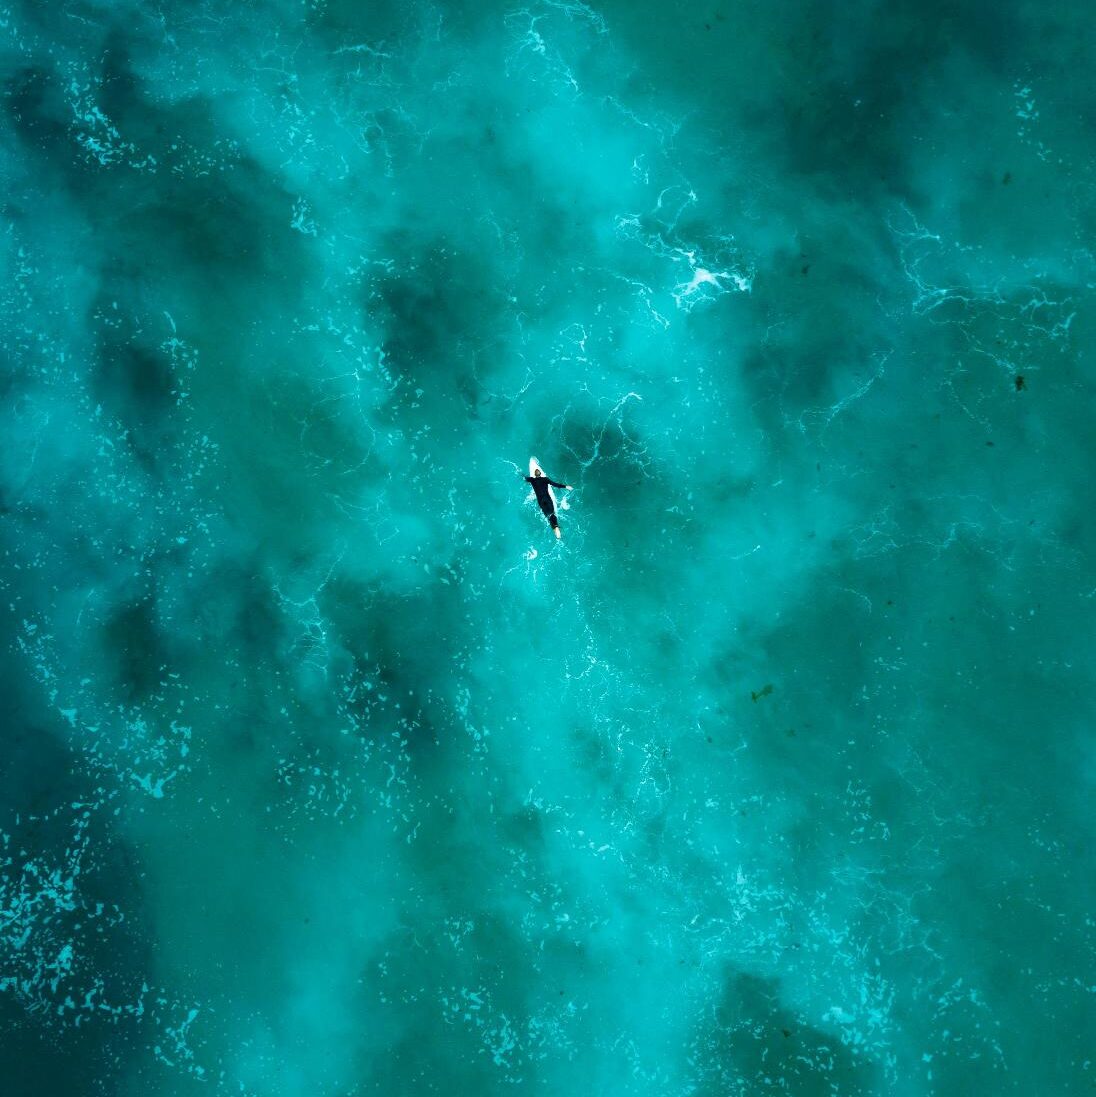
<box><xmin>525</xmin><ymin>467</ymin><xmax>572</xmax><ymax>539</ymax></box>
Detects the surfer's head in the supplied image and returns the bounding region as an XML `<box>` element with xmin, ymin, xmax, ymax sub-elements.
<box><xmin>533</xmin><ymin>469</ymin><xmax>542</xmax><ymax>477</ymax></box>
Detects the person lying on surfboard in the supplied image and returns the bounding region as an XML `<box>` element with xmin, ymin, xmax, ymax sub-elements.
<box><xmin>525</xmin><ymin>463</ymin><xmax>572</xmax><ymax>539</ymax></box>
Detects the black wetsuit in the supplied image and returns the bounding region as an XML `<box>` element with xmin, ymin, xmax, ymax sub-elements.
<box><xmin>526</xmin><ymin>474</ymin><xmax>566</xmax><ymax>529</ymax></box>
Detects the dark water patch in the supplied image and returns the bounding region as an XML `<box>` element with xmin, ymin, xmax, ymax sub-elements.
<box><xmin>0</xmin><ymin>992</ymin><xmax>126</xmax><ymax>1097</ymax></box>
<box><xmin>355</xmin><ymin>810</ymin><xmax>578</xmax><ymax>1090</ymax></box>
<box><xmin>1</xmin><ymin>671</ymin><xmax>88</xmax><ymax>820</ymax></box>
<box><xmin>86</xmin><ymin>29</ymin><xmax>166</xmax><ymax>154</ymax></box>
<box><xmin>209</xmin><ymin>568</ymin><xmax>283</xmax><ymax>657</ymax></box>
<box><xmin>92</xmin><ymin>336</ymin><xmax>176</xmax><ymax>423</ymax></box>
<box><xmin>570</xmin><ymin>719</ymin><xmax>623</xmax><ymax>789</ymax></box>
<box><xmin>306</xmin><ymin>0</ymin><xmax>417</xmax><ymax>47</ymax></box>
<box><xmin>690</xmin><ymin>970</ymin><xmax>873</xmax><ymax>1096</ymax></box>
<box><xmin>101</xmin><ymin>597</ymin><xmax>166</xmax><ymax>703</ymax></box>
<box><xmin>89</xmin><ymin>328</ymin><xmax>186</xmax><ymax>477</ymax></box>
<box><xmin>372</xmin><ymin>241</ymin><xmax>509</xmax><ymax>383</ymax></box>
<box><xmin>498</xmin><ymin>802</ymin><xmax>547</xmax><ymax>848</ymax></box>
<box><xmin>0</xmin><ymin>715</ymin><xmax>156</xmax><ymax>1081</ymax></box>
<box><xmin>3</xmin><ymin>65</ymin><xmax>71</xmax><ymax>160</ymax></box>
<box><xmin>314</xmin><ymin>583</ymin><xmax>475</xmax><ymax>770</ymax></box>
<box><xmin>319</xmin><ymin>582</ymin><xmax>464</xmax><ymax>667</ymax></box>
<box><xmin>110</xmin><ymin>161</ymin><xmax>302</xmax><ymax>304</ymax></box>
<box><xmin>360</xmin><ymin>1017</ymin><xmax>513</xmax><ymax>1096</ymax></box>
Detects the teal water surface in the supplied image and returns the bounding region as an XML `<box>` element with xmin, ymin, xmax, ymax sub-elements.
<box><xmin>1</xmin><ymin>0</ymin><xmax>1094</xmax><ymax>1093</ymax></box>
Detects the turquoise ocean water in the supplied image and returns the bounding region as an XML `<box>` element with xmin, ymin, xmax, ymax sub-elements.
<box><xmin>1</xmin><ymin>0</ymin><xmax>1094</xmax><ymax>1093</ymax></box>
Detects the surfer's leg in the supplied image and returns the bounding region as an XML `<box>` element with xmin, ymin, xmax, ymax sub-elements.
<box><xmin>548</xmin><ymin>514</ymin><xmax>559</xmax><ymax>530</ymax></box>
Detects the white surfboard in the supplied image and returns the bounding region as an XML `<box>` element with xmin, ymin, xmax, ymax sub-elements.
<box><xmin>529</xmin><ymin>456</ymin><xmax>559</xmax><ymax>512</ymax></box>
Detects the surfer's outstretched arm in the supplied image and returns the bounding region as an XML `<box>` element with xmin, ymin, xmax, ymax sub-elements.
<box><xmin>546</xmin><ymin>478</ymin><xmax>569</xmax><ymax>489</ymax></box>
